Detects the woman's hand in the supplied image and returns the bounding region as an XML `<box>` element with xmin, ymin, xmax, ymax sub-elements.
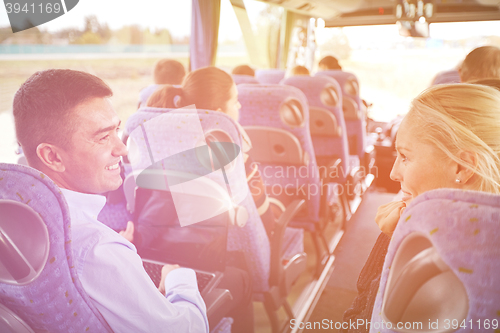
<box><xmin>375</xmin><ymin>201</ymin><xmax>406</xmax><ymax>238</ymax></box>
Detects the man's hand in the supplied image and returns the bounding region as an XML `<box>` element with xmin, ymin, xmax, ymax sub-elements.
<box><xmin>375</xmin><ymin>201</ymin><xmax>406</xmax><ymax>238</ymax></box>
<box><xmin>158</xmin><ymin>264</ymin><xmax>180</xmax><ymax>294</ymax></box>
<box><xmin>119</xmin><ymin>221</ymin><xmax>134</xmax><ymax>243</ymax></box>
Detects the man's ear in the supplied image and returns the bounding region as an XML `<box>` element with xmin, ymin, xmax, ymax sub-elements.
<box><xmin>36</xmin><ymin>143</ymin><xmax>66</xmax><ymax>173</ymax></box>
<box><xmin>457</xmin><ymin>151</ymin><xmax>477</xmax><ymax>184</ymax></box>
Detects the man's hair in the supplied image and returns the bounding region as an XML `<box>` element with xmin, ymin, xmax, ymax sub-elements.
<box><xmin>232</xmin><ymin>65</ymin><xmax>255</xmax><ymax>77</ymax></box>
<box><xmin>318</xmin><ymin>55</ymin><xmax>342</xmax><ymax>70</ymax></box>
<box><xmin>290</xmin><ymin>65</ymin><xmax>310</xmax><ymax>76</ymax></box>
<box><xmin>460</xmin><ymin>46</ymin><xmax>500</xmax><ymax>82</ymax></box>
<box><xmin>154</xmin><ymin>59</ymin><xmax>186</xmax><ymax>85</ymax></box>
<box><xmin>13</xmin><ymin>69</ymin><xmax>112</xmax><ymax>165</ymax></box>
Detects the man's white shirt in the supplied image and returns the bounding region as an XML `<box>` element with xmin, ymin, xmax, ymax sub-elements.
<box><xmin>60</xmin><ymin>188</ymin><xmax>209</xmax><ymax>333</ymax></box>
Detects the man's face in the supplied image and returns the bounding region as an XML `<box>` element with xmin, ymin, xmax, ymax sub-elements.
<box><xmin>58</xmin><ymin>97</ymin><xmax>128</xmax><ymax>194</ymax></box>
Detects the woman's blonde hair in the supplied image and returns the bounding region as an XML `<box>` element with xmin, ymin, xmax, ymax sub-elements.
<box><xmin>407</xmin><ymin>83</ymin><xmax>500</xmax><ymax>194</ymax></box>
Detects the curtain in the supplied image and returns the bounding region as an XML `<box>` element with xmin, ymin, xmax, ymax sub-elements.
<box><xmin>190</xmin><ymin>0</ymin><xmax>221</xmax><ymax>70</ymax></box>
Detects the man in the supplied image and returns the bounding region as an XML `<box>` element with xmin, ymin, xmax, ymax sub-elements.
<box><xmin>154</xmin><ymin>58</ymin><xmax>186</xmax><ymax>85</ymax></box>
<box><xmin>138</xmin><ymin>58</ymin><xmax>186</xmax><ymax>108</ymax></box>
<box><xmin>318</xmin><ymin>55</ymin><xmax>342</xmax><ymax>71</ymax></box>
<box><xmin>459</xmin><ymin>45</ymin><xmax>500</xmax><ymax>82</ymax></box>
<box><xmin>13</xmin><ymin>69</ymin><xmax>208</xmax><ymax>332</ymax></box>
<box><xmin>231</xmin><ymin>64</ymin><xmax>255</xmax><ymax>77</ymax></box>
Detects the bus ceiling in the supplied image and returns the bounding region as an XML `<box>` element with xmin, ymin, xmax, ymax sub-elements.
<box><xmin>254</xmin><ymin>0</ymin><xmax>500</xmax><ymax>26</ymax></box>
<box><xmin>190</xmin><ymin>0</ymin><xmax>500</xmax><ymax>70</ymax></box>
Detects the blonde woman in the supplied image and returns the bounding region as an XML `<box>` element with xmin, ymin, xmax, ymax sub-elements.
<box><xmin>342</xmin><ymin>83</ymin><xmax>500</xmax><ymax>332</ymax></box>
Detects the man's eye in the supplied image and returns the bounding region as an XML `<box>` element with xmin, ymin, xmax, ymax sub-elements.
<box><xmin>100</xmin><ymin>135</ymin><xmax>110</xmax><ymax>141</ymax></box>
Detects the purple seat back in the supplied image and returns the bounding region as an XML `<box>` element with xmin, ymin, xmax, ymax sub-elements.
<box><xmin>138</xmin><ymin>84</ymin><xmax>162</xmax><ymax>108</ymax></box>
<box><xmin>124</xmin><ymin>108</ymin><xmax>272</xmax><ymax>293</ymax></box>
<box><xmin>431</xmin><ymin>69</ymin><xmax>461</xmax><ymax>85</ymax></box>
<box><xmin>316</xmin><ymin>70</ymin><xmax>367</xmax><ymax>160</ymax></box>
<box><xmin>371</xmin><ymin>189</ymin><xmax>500</xmax><ymax>332</ymax></box>
<box><xmin>232</xmin><ymin>74</ymin><xmax>259</xmax><ymax>85</ymax></box>
<box><xmin>237</xmin><ymin>84</ymin><xmax>320</xmax><ymax>222</ymax></box>
<box><xmin>282</xmin><ymin>75</ymin><xmax>350</xmax><ymax>182</ymax></box>
<box><xmin>0</xmin><ymin>163</ymin><xmax>112</xmax><ymax>332</ymax></box>
<box><xmin>255</xmin><ymin>69</ymin><xmax>286</xmax><ymax>84</ymax></box>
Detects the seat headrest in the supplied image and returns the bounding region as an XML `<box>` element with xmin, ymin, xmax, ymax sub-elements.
<box><xmin>280</xmin><ymin>98</ymin><xmax>305</xmax><ymax>128</ymax></box>
<box><xmin>255</xmin><ymin>69</ymin><xmax>286</xmax><ymax>84</ymax></box>
<box><xmin>371</xmin><ymin>188</ymin><xmax>500</xmax><ymax>332</ymax></box>
<box><xmin>237</xmin><ymin>84</ymin><xmax>309</xmax><ymax>126</ymax></box>
<box><xmin>281</xmin><ymin>75</ymin><xmax>341</xmax><ymax>110</ymax></box>
<box><xmin>381</xmin><ymin>233</ymin><xmax>468</xmax><ymax>332</ymax></box>
<box><xmin>232</xmin><ymin>74</ymin><xmax>259</xmax><ymax>85</ymax></box>
<box><xmin>0</xmin><ymin>200</ymin><xmax>49</xmax><ymax>285</ymax></box>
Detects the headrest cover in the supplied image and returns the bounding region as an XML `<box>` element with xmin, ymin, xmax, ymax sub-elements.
<box><xmin>320</xmin><ymin>84</ymin><xmax>340</xmax><ymax>108</ymax></box>
<box><xmin>0</xmin><ymin>200</ymin><xmax>49</xmax><ymax>285</ymax></box>
<box><xmin>280</xmin><ymin>98</ymin><xmax>305</xmax><ymax>128</ymax></box>
<box><xmin>344</xmin><ymin>77</ymin><xmax>359</xmax><ymax>96</ymax></box>
<box><xmin>370</xmin><ymin>188</ymin><xmax>500</xmax><ymax>333</ymax></box>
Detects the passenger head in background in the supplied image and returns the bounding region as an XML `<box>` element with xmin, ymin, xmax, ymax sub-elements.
<box><xmin>13</xmin><ymin>69</ymin><xmax>127</xmax><ymax>194</ymax></box>
<box><xmin>318</xmin><ymin>55</ymin><xmax>342</xmax><ymax>71</ymax></box>
<box><xmin>232</xmin><ymin>64</ymin><xmax>255</xmax><ymax>77</ymax></box>
<box><xmin>459</xmin><ymin>46</ymin><xmax>500</xmax><ymax>82</ymax></box>
<box><xmin>290</xmin><ymin>65</ymin><xmax>310</xmax><ymax>76</ymax></box>
<box><xmin>153</xmin><ymin>58</ymin><xmax>186</xmax><ymax>85</ymax></box>
<box><xmin>378</xmin><ymin>84</ymin><xmax>500</xmax><ymax>236</ymax></box>
<box><xmin>147</xmin><ymin>66</ymin><xmax>241</xmax><ymax>121</ymax></box>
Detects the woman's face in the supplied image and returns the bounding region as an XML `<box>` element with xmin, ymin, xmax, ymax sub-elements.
<box><xmin>390</xmin><ymin>118</ymin><xmax>459</xmax><ymax>205</ymax></box>
<box><xmin>221</xmin><ymin>84</ymin><xmax>241</xmax><ymax>121</ymax></box>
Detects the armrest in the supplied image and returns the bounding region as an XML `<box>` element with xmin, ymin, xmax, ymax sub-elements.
<box><xmin>269</xmin><ymin>199</ymin><xmax>305</xmax><ymax>287</ymax></box>
<box><xmin>365</xmin><ymin>144</ymin><xmax>375</xmax><ymax>155</ymax></box>
<box><xmin>205</xmin><ymin>288</ymin><xmax>233</xmax><ymax>330</ymax></box>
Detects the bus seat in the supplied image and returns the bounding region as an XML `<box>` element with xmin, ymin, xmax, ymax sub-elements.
<box><xmin>255</xmin><ymin>69</ymin><xmax>286</xmax><ymax>84</ymax></box>
<box><xmin>371</xmin><ymin>188</ymin><xmax>500</xmax><ymax>332</ymax></box>
<box><xmin>137</xmin><ymin>84</ymin><xmax>162</xmax><ymax>108</ymax></box>
<box><xmin>124</xmin><ymin>108</ymin><xmax>307</xmax><ymax>332</ymax></box>
<box><xmin>316</xmin><ymin>70</ymin><xmax>367</xmax><ymax>163</ymax></box>
<box><xmin>0</xmin><ymin>163</ymin><xmax>113</xmax><ymax>333</ymax></box>
<box><xmin>232</xmin><ymin>74</ymin><xmax>259</xmax><ymax>85</ymax></box>
<box><xmin>97</xmin><ymin>195</ymin><xmax>132</xmax><ymax>232</ymax></box>
<box><xmin>243</xmin><ymin>126</ymin><xmax>306</xmax><ymax>166</ymax></box>
<box><xmin>16</xmin><ymin>155</ymin><xmax>27</xmax><ymax>166</ymax></box>
<box><xmin>237</xmin><ymin>84</ymin><xmax>319</xmax><ymax>222</ymax></box>
<box><xmin>210</xmin><ymin>317</ymin><xmax>233</xmax><ymax>333</ymax></box>
<box><xmin>237</xmin><ymin>84</ymin><xmax>334</xmax><ymax>275</ymax></box>
<box><xmin>431</xmin><ymin>69</ymin><xmax>461</xmax><ymax>86</ymax></box>
<box><xmin>281</xmin><ymin>75</ymin><xmax>351</xmax><ymax>184</ymax></box>
<box><xmin>0</xmin><ymin>303</ymin><xmax>34</xmax><ymax>333</ymax></box>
